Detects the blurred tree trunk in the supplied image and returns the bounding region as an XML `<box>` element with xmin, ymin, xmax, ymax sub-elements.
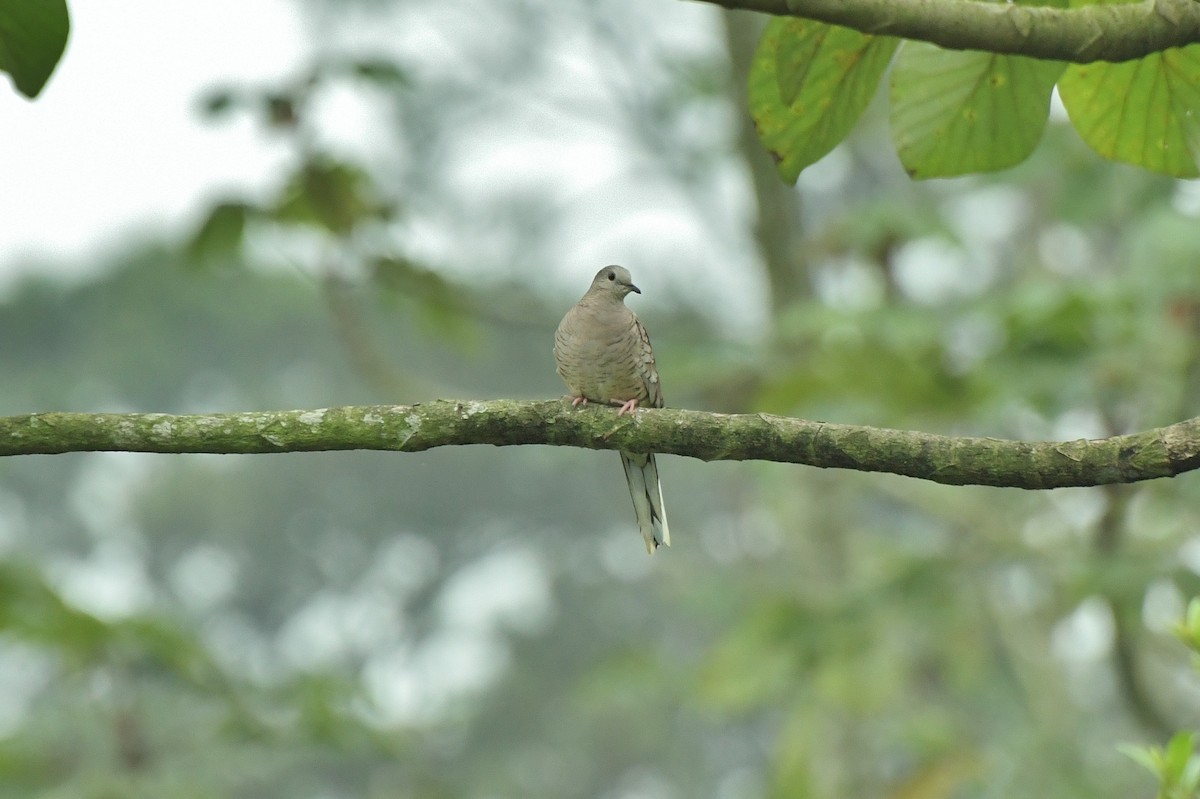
<box><xmin>721</xmin><ymin>10</ymin><xmax>809</xmax><ymax>319</ymax></box>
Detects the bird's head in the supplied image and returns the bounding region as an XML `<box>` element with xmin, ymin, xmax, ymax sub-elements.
<box><xmin>587</xmin><ymin>264</ymin><xmax>641</xmax><ymax>301</ymax></box>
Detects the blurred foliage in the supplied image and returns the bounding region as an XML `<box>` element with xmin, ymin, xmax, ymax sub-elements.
<box><xmin>1121</xmin><ymin>604</ymin><xmax>1200</xmax><ymax>799</ymax></box>
<box><xmin>0</xmin><ymin>0</ymin><xmax>69</xmax><ymax>99</ymax></box>
<box><xmin>4</xmin><ymin>1</ymin><xmax>1200</xmax><ymax>798</ymax></box>
<box><xmin>187</xmin><ymin>49</ymin><xmax>482</xmax><ymax>394</ymax></box>
<box><xmin>189</xmin><ymin>56</ymin><xmax>405</xmax><ymax>257</ymax></box>
<box><xmin>753</xmin><ymin>15</ymin><xmax>1200</xmax><ymax>180</ymax></box>
<box><xmin>1124</xmin><ymin>731</ymin><xmax>1200</xmax><ymax>799</ymax></box>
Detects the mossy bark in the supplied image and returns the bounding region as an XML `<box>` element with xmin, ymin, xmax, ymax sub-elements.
<box><xmin>708</xmin><ymin>0</ymin><xmax>1200</xmax><ymax>63</ymax></box>
<box><xmin>3</xmin><ymin>400</ymin><xmax>1200</xmax><ymax>489</ymax></box>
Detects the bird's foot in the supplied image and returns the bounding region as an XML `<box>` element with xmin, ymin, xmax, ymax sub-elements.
<box><xmin>570</xmin><ymin>395</ymin><xmax>588</xmax><ymax>408</ymax></box>
<box><xmin>616</xmin><ymin>398</ymin><xmax>640</xmax><ymax>416</ymax></box>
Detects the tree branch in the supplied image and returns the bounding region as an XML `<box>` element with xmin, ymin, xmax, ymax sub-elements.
<box><xmin>700</xmin><ymin>0</ymin><xmax>1200</xmax><ymax>63</ymax></box>
<box><xmin>3</xmin><ymin>400</ymin><xmax>1200</xmax><ymax>489</ymax></box>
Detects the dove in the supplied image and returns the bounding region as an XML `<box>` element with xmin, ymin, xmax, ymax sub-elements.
<box><xmin>554</xmin><ymin>265</ymin><xmax>670</xmax><ymax>553</ymax></box>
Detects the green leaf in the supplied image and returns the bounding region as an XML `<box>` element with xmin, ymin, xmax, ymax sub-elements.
<box><xmin>0</xmin><ymin>0</ymin><xmax>69</xmax><ymax>98</ymax></box>
<box><xmin>0</xmin><ymin>562</ymin><xmax>109</xmax><ymax>661</ymax></box>
<box><xmin>186</xmin><ymin>201</ymin><xmax>255</xmax><ymax>264</ymax></box>
<box><xmin>889</xmin><ymin>43</ymin><xmax>1064</xmax><ymax>179</ymax></box>
<box><xmin>1058</xmin><ymin>46</ymin><xmax>1200</xmax><ymax>178</ymax></box>
<box><xmin>1164</xmin><ymin>732</ymin><xmax>1197</xmax><ymax>783</ymax></box>
<box><xmin>748</xmin><ymin>19</ymin><xmax>897</xmax><ymax>184</ymax></box>
<box><xmin>1184</xmin><ymin>757</ymin><xmax>1200</xmax><ymax>797</ymax></box>
<box><xmin>371</xmin><ymin>256</ymin><xmax>477</xmax><ymax>342</ymax></box>
<box><xmin>372</xmin><ymin>256</ymin><xmax>457</xmax><ymax>304</ymax></box>
<box><xmin>310</xmin><ymin>55</ymin><xmax>409</xmax><ymax>88</ymax></box>
<box><xmin>1174</xmin><ymin>597</ymin><xmax>1200</xmax><ymax>651</ymax></box>
<box><xmin>198</xmin><ymin>88</ymin><xmax>240</xmax><ymax>119</ymax></box>
<box><xmin>1118</xmin><ymin>742</ymin><xmax>1162</xmax><ymax>775</ymax></box>
<box><xmin>272</xmin><ymin>157</ymin><xmax>390</xmax><ymax>235</ymax></box>
<box><xmin>347</xmin><ymin>57</ymin><xmax>408</xmax><ymax>86</ymax></box>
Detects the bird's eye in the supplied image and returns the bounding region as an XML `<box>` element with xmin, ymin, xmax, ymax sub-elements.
<box><xmin>607</xmin><ymin>272</ymin><xmax>615</xmax><ymax>281</ymax></box>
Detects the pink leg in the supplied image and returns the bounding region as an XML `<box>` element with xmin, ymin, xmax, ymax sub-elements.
<box><xmin>571</xmin><ymin>396</ymin><xmax>588</xmax><ymax>408</ymax></box>
<box><xmin>616</xmin><ymin>398</ymin><xmax>639</xmax><ymax>416</ymax></box>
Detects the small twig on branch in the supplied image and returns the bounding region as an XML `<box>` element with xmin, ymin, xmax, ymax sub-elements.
<box><xmin>699</xmin><ymin>0</ymin><xmax>1200</xmax><ymax>63</ymax></box>
<box><xmin>2</xmin><ymin>400</ymin><xmax>1199</xmax><ymax>489</ymax></box>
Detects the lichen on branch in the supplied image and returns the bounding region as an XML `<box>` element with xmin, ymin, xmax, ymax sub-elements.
<box><xmin>2</xmin><ymin>400</ymin><xmax>1199</xmax><ymax>489</ymax></box>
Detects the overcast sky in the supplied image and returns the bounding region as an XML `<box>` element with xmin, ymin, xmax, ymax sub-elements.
<box><xmin>0</xmin><ymin>1</ymin><xmax>305</xmax><ymax>288</ymax></box>
<box><xmin>0</xmin><ymin>0</ymin><xmax>777</xmax><ymax>330</ymax></box>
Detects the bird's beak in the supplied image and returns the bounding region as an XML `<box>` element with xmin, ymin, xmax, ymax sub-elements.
<box><xmin>629</xmin><ymin>283</ymin><xmax>641</xmax><ymax>294</ymax></box>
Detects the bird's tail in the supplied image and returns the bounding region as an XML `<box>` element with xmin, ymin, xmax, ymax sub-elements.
<box><xmin>620</xmin><ymin>451</ymin><xmax>670</xmax><ymax>554</ymax></box>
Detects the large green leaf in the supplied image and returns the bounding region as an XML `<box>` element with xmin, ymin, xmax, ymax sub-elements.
<box><xmin>748</xmin><ymin>19</ymin><xmax>897</xmax><ymax>184</ymax></box>
<box><xmin>0</xmin><ymin>0</ymin><xmax>69</xmax><ymax>99</ymax></box>
<box><xmin>890</xmin><ymin>43</ymin><xmax>1065</xmax><ymax>179</ymax></box>
<box><xmin>1058</xmin><ymin>46</ymin><xmax>1200</xmax><ymax>178</ymax></box>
